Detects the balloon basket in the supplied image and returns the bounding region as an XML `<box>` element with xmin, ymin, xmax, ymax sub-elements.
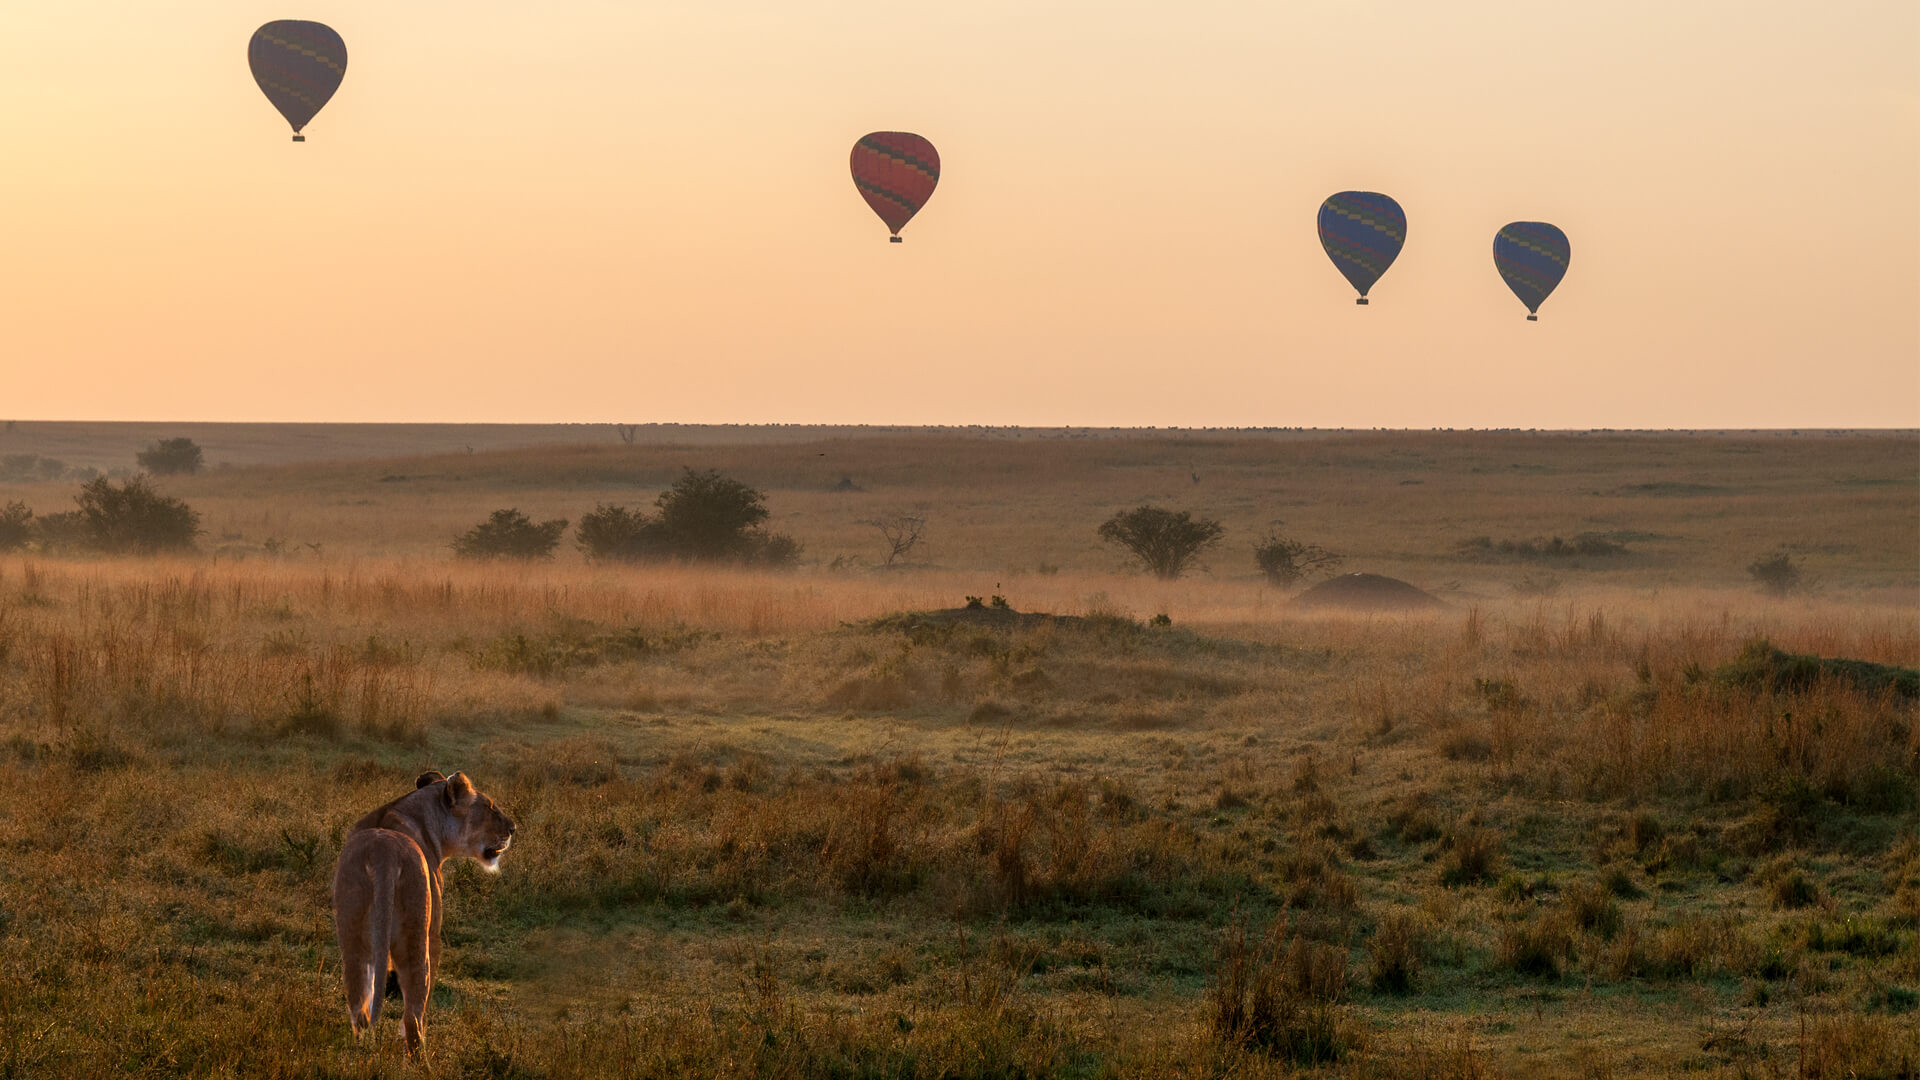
<box><xmin>1526</xmin><ymin>314</ymin><xmax>1537</xmax><ymax>322</ymax></box>
<box><xmin>889</xmin><ymin>236</ymin><xmax>902</xmax><ymax>243</ymax></box>
<box><xmin>292</xmin><ymin>134</ymin><xmax>305</xmax><ymax>142</ymax></box>
<box><xmin>1355</xmin><ymin>297</ymin><xmax>1368</xmax><ymax>306</ymax></box>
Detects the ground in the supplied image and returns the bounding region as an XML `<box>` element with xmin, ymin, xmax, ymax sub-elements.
<box><xmin>0</xmin><ymin>426</ymin><xmax>1914</xmax><ymax>1079</ymax></box>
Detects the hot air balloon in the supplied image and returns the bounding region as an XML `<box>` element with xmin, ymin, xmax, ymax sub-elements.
<box><xmin>1317</xmin><ymin>192</ymin><xmax>1405</xmax><ymax>305</ymax></box>
<box><xmin>851</xmin><ymin>133</ymin><xmax>939</xmax><ymax>242</ymax></box>
<box><xmin>1493</xmin><ymin>222</ymin><xmax>1570</xmax><ymax>320</ymax></box>
<box><xmin>248</xmin><ymin>21</ymin><xmax>347</xmax><ymax>142</ymax></box>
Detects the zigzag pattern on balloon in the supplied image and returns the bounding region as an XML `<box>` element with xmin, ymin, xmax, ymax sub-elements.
<box><xmin>850</xmin><ymin>132</ymin><xmax>940</xmax><ymax>238</ymax></box>
<box><xmin>1317</xmin><ymin>191</ymin><xmax>1407</xmax><ymax>300</ymax></box>
<box><xmin>1493</xmin><ymin>222</ymin><xmax>1571</xmax><ymax>316</ymax></box>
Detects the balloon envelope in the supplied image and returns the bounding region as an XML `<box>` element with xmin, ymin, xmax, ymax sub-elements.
<box><xmin>851</xmin><ymin>132</ymin><xmax>939</xmax><ymax>240</ymax></box>
<box><xmin>248</xmin><ymin>21</ymin><xmax>347</xmax><ymax>137</ymax></box>
<box><xmin>1493</xmin><ymin>222</ymin><xmax>1570</xmax><ymax>318</ymax></box>
<box><xmin>1317</xmin><ymin>191</ymin><xmax>1406</xmax><ymax>303</ymax></box>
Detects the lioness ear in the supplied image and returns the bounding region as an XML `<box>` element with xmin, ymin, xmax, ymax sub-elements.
<box><xmin>415</xmin><ymin>770</ymin><xmax>446</xmax><ymax>789</ymax></box>
<box><xmin>443</xmin><ymin>771</ymin><xmax>475</xmax><ymax>809</ymax></box>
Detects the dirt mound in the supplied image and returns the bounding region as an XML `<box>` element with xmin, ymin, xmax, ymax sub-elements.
<box><xmin>1291</xmin><ymin>573</ymin><xmax>1443</xmax><ymax>612</ymax></box>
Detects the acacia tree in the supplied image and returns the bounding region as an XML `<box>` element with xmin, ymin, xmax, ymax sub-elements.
<box><xmin>1097</xmin><ymin>505</ymin><xmax>1223</xmax><ymax>580</ymax></box>
<box><xmin>862</xmin><ymin>512</ymin><xmax>926</xmax><ymax>568</ymax></box>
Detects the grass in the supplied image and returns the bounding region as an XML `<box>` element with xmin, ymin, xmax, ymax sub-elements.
<box><xmin>0</xmin><ymin>428</ymin><xmax>1915</xmax><ymax>1078</ymax></box>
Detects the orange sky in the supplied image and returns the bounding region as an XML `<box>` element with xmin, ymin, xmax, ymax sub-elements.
<box><xmin>1</xmin><ymin>1</ymin><xmax>1915</xmax><ymax>427</ymax></box>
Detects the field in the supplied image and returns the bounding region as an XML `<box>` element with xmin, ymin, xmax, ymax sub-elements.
<box><xmin>1</xmin><ymin>427</ymin><xmax>1916</xmax><ymax>1079</ymax></box>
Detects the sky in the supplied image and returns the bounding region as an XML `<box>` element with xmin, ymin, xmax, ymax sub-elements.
<box><xmin>1</xmin><ymin>1</ymin><xmax>1915</xmax><ymax>428</ymax></box>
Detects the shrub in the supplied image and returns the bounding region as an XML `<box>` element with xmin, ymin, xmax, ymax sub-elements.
<box><xmin>577</xmin><ymin>469</ymin><xmax>799</xmax><ymax>565</ymax></box>
<box><xmin>1097</xmin><ymin>505</ymin><xmax>1224</xmax><ymax>580</ymax></box>
<box><xmin>31</xmin><ymin>510</ymin><xmax>91</xmax><ymax>552</ymax></box>
<box><xmin>743</xmin><ymin>531</ymin><xmax>803</xmax><ymax>568</ymax></box>
<box><xmin>1748</xmin><ymin>551</ymin><xmax>1802</xmax><ymax>594</ymax></box>
<box><xmin>575</xmin><ymin>503</ymin><xmax>662</xmax><ymax>563</ymax></box>
<box><xmin>136</xmin><ymin>437</ymin><xmax>204</xmax><ymax>476</ymax></box>
<box><xmin>452</xmin><ymin>509</ymin><xmax>569</xmax><ymax>561</ymax></box>
<box><xmin>1253</xmin><ymin>533</ymin><xmax>1343</xmax><ymax>586</ymax></box>
<box><xmin>72</xmin><ymin>475</ymin><xmax>201</xmax><ymax>553</ymax></box>
<box><xmin>0</xmin><ymin>501</ymin><xmax>31</xmax><ymax>551</ymax></box>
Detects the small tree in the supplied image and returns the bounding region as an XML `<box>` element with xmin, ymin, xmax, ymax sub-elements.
<box><xmin>1748</xmin><ymin>551</ymin><xmax>1803</xmax><ymax>595</ymax></box>
<box><xmin>1254</xmin><ymin>533</ymin><xmax>1343</xmax><ymax>586</ymax></box>
<box><xmin>453</xmin><ymin>509</ymin><xmax>569</xmax><ymax>561</ymax></box>
<box><xmin>74</xmin><ymin>475</ymin><xmax>201</xmax><ymax>553</ymax></box>
<box><xmin>862</xmin><ymin>512</ymin><xmax>926</xmax><ymax>568</ymax></box>
<box><xmin>0</xmin><ymin>501</ymin><xmax>32</xmax><ymax>551</ymax></box>
<box><xmin>575</xmin><ymin>504</ymin><xmax>662</xmax><ymax>563</ymax></box>
<box><xmin>136</xmin><ymin>438</ymin><xmax>204</xmax><ymax>476</ymax></box>
<box><xmin>1098</xmin><ymin>505</ymin><xmax>1224</xmax><ymax>580</ymax></box>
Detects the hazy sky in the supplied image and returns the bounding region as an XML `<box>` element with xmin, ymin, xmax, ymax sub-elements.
<box><xmin>2</xmin><ymin>1</ymin><xmax>1915</xmax><ymax>427</ymax></box>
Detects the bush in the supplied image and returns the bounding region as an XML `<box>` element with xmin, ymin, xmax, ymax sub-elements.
<box><xmin>575</xmin><ymin>503</ymin><xmax>662</xmax><ymax>563</ymax></box>
<box><xmin>1748</xmin><ymin>551</ymin><xmax>1802</xmax><ymax>594</ymax></box>
<box><xmin>136</xmin><ymin>437</ymin><xmax>204</xmax><ymax>476</ymax></box>
<box><xmin>31</xmin><ymin>510</ymin><xmax>90</xmax><ymax>552</ymax></box>
<box><xmin>453</xmin><ymin>509</ymin><xmax>569</xmax><ymax>561</ymax></box>
<box><xmin>72</xmin><ymin>476</ymin><xmax>201</xmax><ymax>553</ymax></box>
<box><xmin>576</xmin><ymin>469</ymin><xmax>799</xmax><ymax>566</ymax></box>
<box><xmin>1253</xmin><ymin>534</ymin><xmax>1342</xmax><ymax>586</ymax></box>
<box><xmin>0</xmin><ymin>501</ymin><xmax>31</xmax><ymax>551</ymax></box>
<box><xmin>1097</xmin><ymin>505</ymin><xmax>1223</xmax><ymax>580</ymax></box>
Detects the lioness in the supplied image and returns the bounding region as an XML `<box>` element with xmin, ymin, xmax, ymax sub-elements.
<box><xmin>331</xmin><ymin>769</ymin><xmax>515</xmax><ymax>1057</ymax></box>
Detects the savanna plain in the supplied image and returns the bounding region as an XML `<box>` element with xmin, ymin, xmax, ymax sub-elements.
<box><xmin>0</xmin><ymin>426</ymin><xmax>1916</xmax><ymax>1079</ymax></box>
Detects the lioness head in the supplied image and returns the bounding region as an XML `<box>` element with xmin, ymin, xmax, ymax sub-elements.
<box><xmin>433</xmin><ymin>771</ymin><xmax>516</xmax><ymax>872</ymax></box>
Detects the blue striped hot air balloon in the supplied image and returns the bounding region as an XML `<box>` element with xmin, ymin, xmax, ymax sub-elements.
<box><xmin>1493</xmin><ymin>222</ymin><xmax>1570</xmax><ymax>321</ymax></box>
<box><xmin>1317</xmin><ymin>192</ymin><xmax>1406</xmax><ymax>305</ymax></box>
<box><xmin>248</xmin><ymin>21</ymin><xmax>347</xmax><ymax>142</ymax></box>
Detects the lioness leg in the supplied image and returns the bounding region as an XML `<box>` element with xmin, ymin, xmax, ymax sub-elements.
<box><xmin>334</xmin><ymin>845</ymin><xmax>397</xmax><ymax>1037</ymax></box>
<box><xmin>393</xmin><ymin>862</ymin><xmax>434</xmax><ymax>1058</ymax></box>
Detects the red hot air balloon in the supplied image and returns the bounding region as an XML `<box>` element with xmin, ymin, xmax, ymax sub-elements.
<box><xmin>850</xmin><ymin>133</ymin><xmax>939</xmax><ymax>242</ymax></box>
<box><xmin>248</xmin><ymin>21</ymin><xmax>347</xmax><ymax>142</ymax></box>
